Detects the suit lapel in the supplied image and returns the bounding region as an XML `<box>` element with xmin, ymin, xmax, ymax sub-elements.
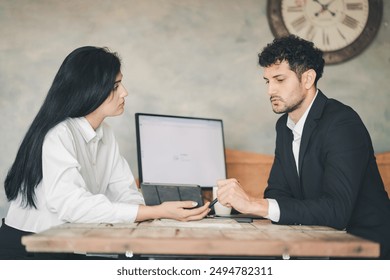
<box><xmin>298</xmin><ymin>90</ymin><xmax>328</xmax><ymax>173</ymax></box>
<box><xmin>281</xmin><ymin>121</ymin><xmax>302</xmax><ymax>197</ymax></box>
<box><xmin>284</xmin><ymin>127</ymin><xmax>298</xmax><ymax>173</ymax></box>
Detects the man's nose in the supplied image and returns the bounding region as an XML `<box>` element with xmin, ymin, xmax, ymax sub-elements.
<box><xmin>267</xmin><ymin>83</ymin><xmax>275</xmax><ymax>96</ymax></box>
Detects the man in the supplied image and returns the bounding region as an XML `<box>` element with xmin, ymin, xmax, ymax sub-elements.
<box><xmin>217</xmin><ymin>35</ymin><xmax>390</xmax><ymax>259</ymax></box>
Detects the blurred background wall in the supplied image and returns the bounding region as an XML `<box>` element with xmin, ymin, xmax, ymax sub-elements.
<box><xmin>1</xmin><ymin>0</ymin><xmax>389</xmax><ymax>219</ymax></box>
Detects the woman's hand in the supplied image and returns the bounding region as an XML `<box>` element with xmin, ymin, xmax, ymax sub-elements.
<box><xmin>159</xmin><ymin>201</ymin><xmax>211</xmax><ymax>221</ymax></box>
<box><xmin>136</xmin><ymin>201</ymin><xmax>210</xmax><ymax>222</ymax></box>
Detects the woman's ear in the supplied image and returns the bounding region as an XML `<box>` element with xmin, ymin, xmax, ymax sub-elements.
<box><xmin>303</xmin><ymin>69</ymin><xmax>316</xmax><ymax>89</ymax></box>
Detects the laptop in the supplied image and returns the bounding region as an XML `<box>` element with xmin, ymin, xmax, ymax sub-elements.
<box><xmin>135</xmin><ymin>113</ymin><xmax>227</xmax><ymax>206</ymax></box>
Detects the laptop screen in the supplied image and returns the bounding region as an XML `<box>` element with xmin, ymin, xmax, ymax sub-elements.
<box><xmin>135</xmin><ymin>113</ymin><xmax>227</xmax><ymax>187</ymax></box>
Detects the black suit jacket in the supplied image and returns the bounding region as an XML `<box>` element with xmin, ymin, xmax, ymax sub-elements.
<box><xmin>264</xmin><ymin>90</ymin><xmax>390</xmax><ymax>258</ymax></box>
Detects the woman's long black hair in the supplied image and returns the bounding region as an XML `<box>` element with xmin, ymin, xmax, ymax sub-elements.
<box><xmin>4</xmin><ymin>46</ymin><xmax>121</xmax><ymax>208</ymax></box>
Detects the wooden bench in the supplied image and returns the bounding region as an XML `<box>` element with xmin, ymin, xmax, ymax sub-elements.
<box><xmin>376</xmin><ymin>152</ymin><xmax>390</xmax><ymax>198</ymax></box>
<box><xmin>225</xmin><ymin>149</ymin><xmax>390</xmax><ymax>199</ymax></box>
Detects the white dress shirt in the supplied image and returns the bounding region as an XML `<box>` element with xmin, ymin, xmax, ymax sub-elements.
<box><xmin>267</xmin><ymin>91</ymin><xmax>318</xmax><ymax>222</ymax></box>
<box><xmin>6</xmin><ymin>117</ymin><xmax>145</xmax><ymax>233</ymax></box>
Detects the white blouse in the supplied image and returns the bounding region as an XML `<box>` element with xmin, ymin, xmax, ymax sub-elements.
<box><xmin>5</xmin><ymin>117</ymin><xmax>145</xmax><ymax>233</ymax></box>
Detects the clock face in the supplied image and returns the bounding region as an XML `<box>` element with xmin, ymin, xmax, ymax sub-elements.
<box><xmin>267</xmin><ymin>0</ymin><xmax>383</xmax><ymax>64</ymax></box>
<box><xmin>281</xmin><ymin>0</ymin><xmax>369</xmax><ymax>52</ymax></box>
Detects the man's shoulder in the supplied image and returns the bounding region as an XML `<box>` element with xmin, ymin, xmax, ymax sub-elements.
<box><xmin>310</xmin><ymin>91</ymin><xmax>359</xmax><ymax>121</ymax></box>
<box><xmin>323</xmin><ymin>98</ymin><xmax>359</xmax><ymax>119</ymax></box>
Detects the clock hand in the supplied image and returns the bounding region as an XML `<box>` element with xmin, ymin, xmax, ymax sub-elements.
<box><xmin>323</xmin><ymin>0</ymin><xmax>336</xmax><ymax>16</ymax></box>
<box><xmin>313</xmin><ymin>0</ymin><xmax>336</xmax><ymax>17</ymax></box>
<box><xmin>313</xmin><ymin>0</ymin><xmax>327</xmax><ymax>17</ymax></box>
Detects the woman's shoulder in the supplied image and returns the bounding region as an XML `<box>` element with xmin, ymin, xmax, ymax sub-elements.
<box><xmin>48</xmin><ymin>119</ymin><xmax>72</xmax><ymax>134</ymax></box>
<box><xmin>45</xmin><ymin>119</ymin><xmax>75</xmax><ymax>142</ymax></box>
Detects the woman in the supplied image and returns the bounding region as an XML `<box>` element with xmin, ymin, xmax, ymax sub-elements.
<box><xmin>0</xmin><ymin>46</ymin><xmax>210</xmax><ymax>259</ymax></box>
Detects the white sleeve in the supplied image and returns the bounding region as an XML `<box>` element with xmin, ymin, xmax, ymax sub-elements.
<box><xmin>42</xmin><ymin>125</ymin><xmax>140</xmax><ymax>223</ymax></box>
<box><xmin>265</xmin><ymin>198</ymin><xmax>280</xmax><ymax>222</ymax></box>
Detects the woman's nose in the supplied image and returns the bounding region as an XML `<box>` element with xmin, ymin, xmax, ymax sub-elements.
<box><xmin>121</xmin><ymin>85</ymin><xmax>128</xmax><ymax>98</ymax></box>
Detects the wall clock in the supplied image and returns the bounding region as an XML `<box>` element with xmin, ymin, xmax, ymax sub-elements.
<box><xmin>267</xmin><ymin>0</ymin><xmax>383</xmax><ymax>64</ymax></box>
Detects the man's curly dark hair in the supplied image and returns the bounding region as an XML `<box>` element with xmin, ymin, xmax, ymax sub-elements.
<box><xmin>258</xmin><ymin>35</ymin><xmax>325</xmax><ymax>86</ymax></box>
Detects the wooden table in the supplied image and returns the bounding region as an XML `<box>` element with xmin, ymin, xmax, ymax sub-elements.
<box><xmin>21</xmin><ymin>218</ymin><xmax>379</xmax><ymax>259</ymax></box>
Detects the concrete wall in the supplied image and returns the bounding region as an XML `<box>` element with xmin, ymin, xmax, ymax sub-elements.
<box><xmin>1</xmin><ymin>0</ymin><xmax>389</xmax><ymax>219</ymax></box>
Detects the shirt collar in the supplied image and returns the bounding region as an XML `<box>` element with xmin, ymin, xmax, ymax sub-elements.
<box><xmin>74</xmin><ymin>117</ymin><xmax>104</xmax><ymax>144</ymax></box>
<box><xmin>287</xmin><ymin>89</ymin><xmax>318</xmax><ymax>135</ymax></box>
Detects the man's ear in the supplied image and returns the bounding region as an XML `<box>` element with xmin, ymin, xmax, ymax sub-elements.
<box><xmin>302</xmin><ymin>69</ymin><xmax>316</xmax><ymax>89</ymax></box>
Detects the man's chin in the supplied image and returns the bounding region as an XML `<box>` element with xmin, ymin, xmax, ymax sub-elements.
<box><xmin>272</xmin><ymin>107</ymin><xmax>286</xmax><ymax>114</ymax></box>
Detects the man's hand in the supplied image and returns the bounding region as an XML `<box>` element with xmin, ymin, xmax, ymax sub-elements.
<box><xmin>216</xmin><ymin>178</ymin><xmax>269</xmax><ymax>217</ymax></box>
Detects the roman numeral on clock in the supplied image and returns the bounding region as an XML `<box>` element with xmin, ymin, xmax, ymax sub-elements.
<box><xmin>342</xmin><ymin>15</ymin><xmax>359</xmax><ymax>29</ymax></box>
